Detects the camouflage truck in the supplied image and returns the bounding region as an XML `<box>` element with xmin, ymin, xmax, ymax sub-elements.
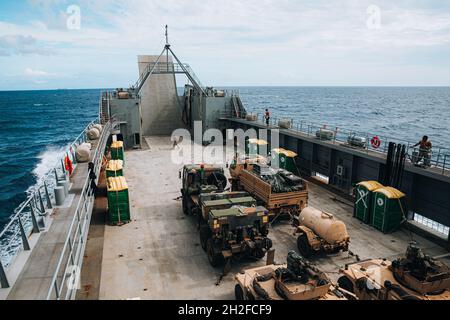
<box><xmin>180</xmin><ymin>164</ymin><xmax>228</xmax><ymax>217</ymax></box>
<box><xmin>199</xmin><ymin>205</ymin><xmax>273</xmax><ymax>267</ymax></box>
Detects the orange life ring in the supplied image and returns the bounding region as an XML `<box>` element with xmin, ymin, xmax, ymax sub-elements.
<box><xmin>371</xmin><ymin>136</ymin><xmax>381</xmax><ymax>149</ymax></box>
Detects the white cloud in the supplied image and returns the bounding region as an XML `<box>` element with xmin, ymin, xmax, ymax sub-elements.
<box><xmin>1</xmin><ymin>0</ymin><xmax>450</xmax><ymax>88</ymax></box>
<box><xmin>24</xmin><ymin>68</ymin><xmax>50</xmax><ymax>77</ymax></box>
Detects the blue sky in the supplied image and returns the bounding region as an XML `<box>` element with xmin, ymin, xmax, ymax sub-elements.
<box><xmin>0</xmin><ymin>0</ymin><xmax>450</xmax><ymax>90</ymax></box>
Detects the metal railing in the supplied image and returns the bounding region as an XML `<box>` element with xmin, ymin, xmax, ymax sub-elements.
<box><xmin>222</xmin><ymin>112</ymin><xmax>450</xmax><ymax>176</ymax></box>
<box><xmin>46</xmin><ymin>120</ymin><xmax>111</xmax><ymax>300</ymax></box>
<box><xmin>0</xmin><ymin>120</ymin><xmax>99</xmax><ymax>289</ymax></box>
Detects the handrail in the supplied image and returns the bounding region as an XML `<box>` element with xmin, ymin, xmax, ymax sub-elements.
<box><xmin>46</xmin><ymin>120</ymin><xmax>111</xmax><ymax>300</ymax></box>
<box><xmin>0</xmin><ymin>120</ymin><xmax>98</xmax><ymax>283</ymax></box>
<box><xmin>222</xmin><ymin>112</ymin><xmax>450</xmax><ymax>175</ymax></box>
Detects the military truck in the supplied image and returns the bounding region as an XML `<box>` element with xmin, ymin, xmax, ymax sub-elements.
<box><xmin>293</xmin><ymin>207</ymin><xmax>350</xmax><ymax>258</ymax></box>
<box><xmin>180</xmin><ymin>164</ymin><xmax>228</xmax><ymax>216</ymax></box>
<box><xmin>199</xmin><ymin>205</ymin><xmax>273</xmax><ymax>267</ymax></box>
<box><xmin>231</xmin><ymin>164</ymin><xmax>308</xmax><ymax>221</ymax></box>
<box><xmin>235</xmin><ymin>251</ymin><xmax>348</xmax><ymax>300</ymax></box>
<box><xmin>337</xmin><ymin>243</ymin><xmax>450</xmax><ymax>300</ymax></box>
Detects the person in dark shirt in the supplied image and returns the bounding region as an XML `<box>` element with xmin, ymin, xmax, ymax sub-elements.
<box><xmin>88</xmin><ymin>162</ymin><xmax>98</xmax><ymax>197</ymax></box>
<box><xmin>264</xmin><ymin>109</ymin><xmax>271</xmax><ymax>126</ymax></box>
<box><xmin>413</xmin><ymin>136</ymin><xmax>432</xmax><ymax>167</ymax></box>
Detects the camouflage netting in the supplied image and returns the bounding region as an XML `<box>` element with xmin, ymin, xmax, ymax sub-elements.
<box><xmin>260</xmin><ymin>169</ymin><xmax>305</xmax><ymax>193</ymax></box>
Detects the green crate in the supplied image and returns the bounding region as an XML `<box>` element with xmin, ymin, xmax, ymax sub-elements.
<box><xmin>371</xmin><ymin>187</ymin><xmax>406</xmax><ymax>233</ymax></box>
<box><xmin>106</xmin><ymin>169</ymin><xmax>123</xmax><ymax>179</ymax></box>
<box><xmin>354</xmin><ymin>181</ymin><xmax>383</xmax><ymax>224</ymax></box>
<box><xmin>111</xmin><ymin>147</ymin><xmax>124</xmax><ymax>162</ymax></box>
<box><xmin>107</xmin><ymin>189</ymin><xmax>129</xmax><ymax>205</ymax></box>
<box><xmin>108</xmin><ymin>202</ymin><xmax>131</xmax><ymax>224</ymax></box>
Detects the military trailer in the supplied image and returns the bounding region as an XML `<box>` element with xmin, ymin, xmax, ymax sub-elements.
<box><xmin>294</xmin><ymin>207</ymin><xmax>350</xmax><ymax>258</ymax></box>
<box><xmin>235</xmin><ymin>251</ymin><xmax>348</xmax><ymax>300</ymax></box>
<box><xmin>337</xmin><ymin>244</ymin><xmax>450</xmax><ymax>300</ymax></box>
<box><xmin>199</xmin><ymin>205</ymin><xmax>273</xmax><ymax>267</ymax></box>
<box><xmin>180</xmin><ymin>164</ymin><xmax>228</xmax><ymax>216</ymax></box>
<box><xmin>231</xmin><ymin>165</ymin><xmax>308</xmax><ymax>221</ymax></box>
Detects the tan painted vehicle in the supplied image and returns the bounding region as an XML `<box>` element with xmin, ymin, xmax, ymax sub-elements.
<box><xmin>294</xmin><ymin>207</ymin><xmax>350</xmax><ymax>258</ymax></box>
<box><xmin>235</xmin><ymin>251</ymin><xmax>348</xmax><ymax>300</ymax></box>
<box><xmin>230</xmin><ymin>164</ymin><xmax>308</xmax><ymax>221</ymax></box>
<box><xmin>337</xmin><ymin>244</ymin><xmax>450</xmax><ymax>300</ymax></box>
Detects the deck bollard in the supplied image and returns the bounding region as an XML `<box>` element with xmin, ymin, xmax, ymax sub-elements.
<box><xmin>54</xmin><ymin>187</ymin><xmax>66</xmax><ymax>206</ymax></box>
<box><xmin>57</xmin><ymin>180</ymin><xmax>69</xmax><ymax>196</ymax></box>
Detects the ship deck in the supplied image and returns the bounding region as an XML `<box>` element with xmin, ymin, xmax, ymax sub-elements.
<box><xmin>77</xmin><ymin>136</ymin><xmax>449</xmax><ymax>300</ymax></box>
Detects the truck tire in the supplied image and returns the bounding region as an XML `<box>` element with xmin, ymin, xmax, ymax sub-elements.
<box><xmin>199</xmin><ymin>225</ymin><xmax>211</xmax><ymax>251</ymax></box>
<box><xmin>206</xmin><ymin>238</ymin><xmax>224</xmax><ymax>267</ymax></box>
<box><xmin>234</xmin><ymin>284</ymin><xmax>244</xmax><ymax>300</ymax></box>
<box><xmin>337</xmin><ymin>276</ymin><xmax>355</xmax><ymax>293</ymax></box>
<box><xmin>251</xmin><ymin>248</ymin><xmax>266</xmax><ymax>260</ymax></box>
<box><xmin>182</xmin><ymin>196</ymin><xmax>189</xmax><ymax>215</ymax></box>
<box><xmin>297</xmin><ymin>233</ymin><xmax>313</xmax><ymax>258</ymax></box>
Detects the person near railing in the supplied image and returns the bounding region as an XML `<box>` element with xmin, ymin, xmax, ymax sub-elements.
<box><xmin>88</xmin><ymin>162</ymin><xmax>98</xmax><ymax>197</ymax></box>
<box><xmin>413</xmin><ymin>135</ymin><xmax>433</xmax><ymax>168</ymax></box>
<box><xmin>264</xmin><ymin>109</ymin><xmax>271</xmax><ymax>126</ymax></box>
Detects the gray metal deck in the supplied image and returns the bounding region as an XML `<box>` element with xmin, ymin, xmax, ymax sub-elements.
<box><xmin>77</xmin><ymin>136</ymin><xmax>448</xmax><ymax>300</ymax></box>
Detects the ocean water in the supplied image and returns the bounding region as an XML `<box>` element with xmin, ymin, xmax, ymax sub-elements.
<box><xmin>0</xmin><ymin>87</ymin><xmax>449</xmax><ymax>228</ymax></box>
<box><xmin>0</xmin><ymin>89</ymin><xmax>99</xmax><ymax>227</ymax></box>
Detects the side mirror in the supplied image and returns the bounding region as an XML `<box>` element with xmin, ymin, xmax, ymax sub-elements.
<box><xmin>179</xmin><ymin>170</ymin><xmax>182</xmax><ymax>179</ymax></box>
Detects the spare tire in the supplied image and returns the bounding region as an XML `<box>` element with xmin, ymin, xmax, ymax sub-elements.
<box><xmin>207</xmin><ymin>172</ymin><xmax>228</xmax><ymax>191</ymax></box>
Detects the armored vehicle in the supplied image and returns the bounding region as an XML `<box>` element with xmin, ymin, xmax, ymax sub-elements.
<box><xmin>337</xmin><ymin>244</ymin><xmax>450</xmax><ymax>300</ymax></box>
<box><xmin>235</xmin><ymin>251</ymin><xmax>347</xmax><ymax>300</ymax></box>
<box><xmin>199</xmin><ymin>205</ymin><xmax>273</xmax><ymax>267</ymax></box>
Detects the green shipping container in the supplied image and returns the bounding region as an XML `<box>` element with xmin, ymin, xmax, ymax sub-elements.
<box><xmin>107</xmin><ymin>176</ymin><xmax>130</xmax><ymax>225</ymax></box>
<box><xmin>354</xmin><ymin>181</ymin><xmax>384</xmax><ymax>224</ymax></box>
<box><xmin>371</xmin><ymin>187</ymin><xmax>406</xmax><ymax>233</ymax></box>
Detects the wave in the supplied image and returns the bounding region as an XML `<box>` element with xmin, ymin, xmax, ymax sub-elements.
<box><xmin>28</xmin><ymin>145</ymin><xmax>69</xmax><ymax>193</ymax></box>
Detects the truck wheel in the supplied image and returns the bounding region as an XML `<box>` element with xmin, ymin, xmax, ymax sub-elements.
<box><xmin>252</xmin><ymin>248</ymin><xmax>266</xmax><ymax>260</ymax></box>
<box><xmin>182</xmin><ymin>197</ymin><xmax>189</xmax><ymax>215</ymax></box>
<box><xmin>337</xmin><ymin>276</ymin><xmax>355</xmax><ymax>293</ymax></box>
<box><xmin>206</xmin><ymin>238</ymin><xmax>224</xmax><ymax>267</ymax></box>
<box><xmin>234</xmin><ymin>284</ymin><xmax>245</xmax><ymax>300</ymax></box>
<box><xmin>199</xmin><ymin>225</ymin><xmax>211</xmax><ymax>251</ymax></box>
<box><xmin>297</xmin><ymin>233</ymin><xmax>313</xmax><ymax>258</ymax></box>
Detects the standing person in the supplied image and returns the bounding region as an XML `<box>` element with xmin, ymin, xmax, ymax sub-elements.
<box><xmin>88</xmin><ymin>162</ymin><xmax>98</xmax><ymax>197</ymax></box>
<box><xmin>413</xmin><ymin>136</ymin><xmax>432</xmax><ymax>168</ymax></box>
<box><xmin>264</xmin><ymin>109</ymin><xmax>271</xmax><ymax>126</ymax></box>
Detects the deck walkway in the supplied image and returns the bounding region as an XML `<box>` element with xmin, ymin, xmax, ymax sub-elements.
<box><xmin>5</xmin><ymin>138</ymin><xmax>101</xmax><ymax>300</ymax></box>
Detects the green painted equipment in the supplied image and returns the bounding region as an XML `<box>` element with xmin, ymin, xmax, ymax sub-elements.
<box><xmin>271</xmin><ymin>148</ymin><xmax>298</xmax><ymax>173</ymax></box>
<box><xmin>245</xmin><ymin>139</ymin><xmax>268</xmax><ymax>156</ymax></box>
<box><xmin>354</xmin><ymin>181</ymin><xmax>384</xmax><ymax>224</ymax></box>
<box><xmin>110</xmin><ymin>141</ymin><xmax>125</xmax><ymax>163</ymax></box>
<box><xmin>106</xmin><ymin>160</ymin><xmax>124</xmax><ymax>179</ymax></box>
<box><xmin>107</xmin><ymin>176</ymin><xmax>131</xmax><ymax>225</ymax></box>
<box><xmin>371</xmin><ymin>187</ymin><xmax>406</xmax><ymax>233</ymax></box>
